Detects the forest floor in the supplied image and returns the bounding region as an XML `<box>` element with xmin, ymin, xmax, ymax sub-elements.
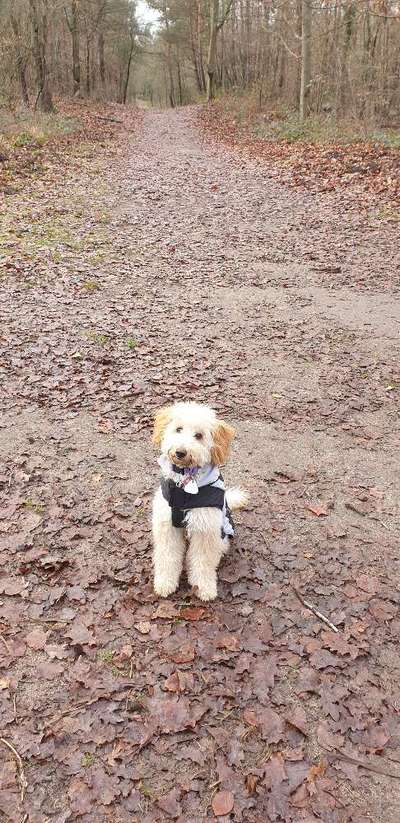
<box><xmin>199</xmin><ymin>98</ymin><xmax>400</xmax><ymax>208</ymax></box>
<box><xmin>0</xmin><ymin>105</ymin><xmax>399</xmax><ymax>823</ymax></box>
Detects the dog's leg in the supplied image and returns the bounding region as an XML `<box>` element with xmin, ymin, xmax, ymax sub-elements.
<box><xmin>186</xmin><ymin>508</ymin><xmax>225</xmax><ymax>601</ymax></box>
<box><xmin>152</xmin><ymin>489</ymin><xmax>185</xmax><ymax>598</ymax></box>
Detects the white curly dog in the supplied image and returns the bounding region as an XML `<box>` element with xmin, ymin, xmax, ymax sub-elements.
<box><xmin>152</xmin><ymin>401</ymin><xmax>248</xmax><ymax>601</ymax></box>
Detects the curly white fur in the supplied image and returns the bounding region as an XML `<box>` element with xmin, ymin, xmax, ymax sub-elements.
<box><xmin>152</xmin><ymin>401</ymin><xmax>248</xmax><ymax>602</ymax></box>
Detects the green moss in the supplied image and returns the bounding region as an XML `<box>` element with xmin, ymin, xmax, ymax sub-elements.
<box><xmin>97</xmin><ymin>649</ymin><xmax>114</xmax><ymax>663</ymax></box>
<box><xmin>23</xmin><ymin>498</ymin><xmax>45</xmax><ymax>515</ymax></box>
<box><xmin>82</xmin><ymin>280</ymin><xmax>100</xmax><ymax>291</ymax></box>
<box><xmin>81</xmin><ymin>752</ymin><xmax>95</xmax><ymax>767</ymax></box>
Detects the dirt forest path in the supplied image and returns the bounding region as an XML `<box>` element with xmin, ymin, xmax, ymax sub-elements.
<box><xmin>1</xmin><ymin>109</ymin><xmax>400</xmax><ymax>822</ymax></box>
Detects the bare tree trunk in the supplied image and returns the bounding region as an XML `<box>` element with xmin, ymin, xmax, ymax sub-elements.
<box><xmin>163</xmin><ymin>1</ymin><xmax>176</xmax><ymax>107</ymax></box>
<box><xmin>10</xmin><ymin>13</ymin><xmax>30</xmax><ymax>106</ymax></box>
<box><xmin>177</xmin><ymin>55</ymin><xmax>183</xmax><ymax>105</ymax></box>
<box><xmin>98</xmin><ymin>30</ymin><xmax>106</xmax><ymax>86</ymax></box>
<box><xmin>207</xmin><ymin>0</ymin><xmax>218</xmax><ymax>101</ymax></box>
<box><xmin>29</xmin><ymin>0</ymin><xmax>54</xmax><ymax>112</ymax></box>
<box><xmin>122</xmin><ymin>39</ymin><xmax>134</xmax><ymax>104</ymax></box>
<box><xmin>299</xmin><ymin>0</ymin><xmax>311</xmax><ymax>120</ymax></box>
<box><xmin>65</xmin><ymin>0</ymin><xmax>81</xmax><ymax>96</ymax></box>
<box><xmin>85</xmin><ymin>34</ymin><xmax>91</xmax><ymax>95</ymax></box>
<box><xmin>189</xmin><ymin>1</ymin><xmax>205</xmax><ymax>93</ymax></box>
<box><xmin>295</xmin><ymin>0</ymin><xmax>302</xmax><ymax>106</ymax></box>
<box><xmin>197</xmin><ymin>0</ymin><xmax>206</xmax><ymax>93</ymax></box>
<box><xmin>339</xmin><ymin>1</ymin><xmax>355</xmax><ymax>114</ymax></box>
<box><xmin>207</xmin><ymin>0</ymin><xmax>233</xmax><ymax>101</ymax></box>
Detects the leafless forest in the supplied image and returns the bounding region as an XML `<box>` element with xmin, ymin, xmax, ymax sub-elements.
<box><xmin>2</xmin><ymin>2</ymin><xmax>400</xmax><ymax>124</ymax></box>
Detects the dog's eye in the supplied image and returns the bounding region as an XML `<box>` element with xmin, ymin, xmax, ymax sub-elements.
<box><xmin>194</xmin><ymin>432</ymin><xmax>203</xmax><ymax>441</ymax></box>
<box><xmin>176</xmin><ymin>427</ymin><xmax>182</xmax><ymax>433</ymax></box>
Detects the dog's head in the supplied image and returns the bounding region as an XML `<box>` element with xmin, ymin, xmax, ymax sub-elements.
<box><xmin>152</xmin><ymin>402</ymin><xmax>235</xmax><ymax>468</ymax></box>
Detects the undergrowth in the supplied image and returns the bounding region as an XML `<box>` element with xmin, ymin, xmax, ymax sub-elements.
<box><xmin>215</xmin><ymin>91</ymin><xmax>400</xmax><ymax>148</ymax></box>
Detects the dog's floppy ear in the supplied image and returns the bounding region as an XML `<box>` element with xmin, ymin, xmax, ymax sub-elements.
<box><xmin>211</xmin><ymin>420</ymin><xmax>235</xmax><ymax>466</ymax></box>
<box><xmin>152</xmin><ymin>406</ymin><xmax>173</xmax><ymax>446</ymax></box>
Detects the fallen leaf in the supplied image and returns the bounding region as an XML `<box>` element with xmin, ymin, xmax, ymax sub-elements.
<box><xmin>243</xmin><ymin>709</ymin><xmax>259</xmax><ymax>727</ymax></box>
<box><xmin>212</xmin><ymin>789</ymin><xmax>234</xmax><ymax>816</ymax></box>
<box><xmin>286</xmin><ymin>706</ymin><xmax>308</xmax><ymax>736</ymax></box>
<box><xmin>147</xmin><ymin>694</ymin><xmax>206</xmax><ymax>733</ymax></box>
<box><xmin>169</xmin><ymin>642</ymin><xmax>195</xmax><ymax>664</ymax></box>
<box><xmin>356</xmin><ymin>574</ymin><xmax>380</xmax><ymax>595</ymax></box>
<box><xmin>245</xmin><ymin>774</ymin><xmax>258</xmax><ymax>794</ymax></box>
<box><xmin>305</xmin><ymin>503</ymin><xmax>329</xmax><ymax>517</ymax></box>
<box><xmin>65</xmin><ymin>623</ymin><xmax>96</xmax><ymax>646</ymax></box>
<box><xmin>363</xmin><ymin>725</ymin><xmax>390</xmax><ymax>753</ymax></box>
<box><xmin>164</xmin><ymin>670</ymin><xmax>194</xmax><ymax>693</ymax></box>
<box><xmin>119</xmin><ymin>643</ymin><xmax>133</xmax><ymax>659</ymax></box>
<box><xmin>259</xmin><ymin>707</ymin><xmax>285</xmax><ymax>744</ymax></box>
<box><xmin>180</xmin><ymin>606</ymin><xmax>206</xmax><ymax>621</ymax></box>
<box><xmin>0</xmin><ymin>577</ymin><xmax>26</xmax><ymax>595</ymax></box>
<box><xmin>157</xmin><ymin>787</ymin><xmax>182</xmax><ymax>817</ymax></box>
<box><xmin>153</xmin><ymin>602</ymin><xmax>179</xmax><ymax>620</ymax></box>
<box><xmin>26</xmin><ymin>628</ymin><xmax>47</xmax><ymax>650</ymax></box>
<box><xmin>307</xmin><ymin>761</ymin><xmax>327</xmax><ymax>782</ymax></box>
<box><xmin>216</xmin><ymin>634</ymin><xmax>241</xmax><ymax>652</ymax></box>
<box><xmin>68</xmin><ymin>777</ymin><xmax>93</xmax><ymax>816</ymax></box>
<box><xmin>317</xmin><ymin>721</ymin><xmax>344</xmax><ymax>751</ymax></box>
<box><xmin>134</xmin><ymin>621</ymin><xmax>151</xmax><ymax>634</ymax></box>
<box><xmin>309</xmin><ymin>649</ymin><xmax>338</xmax><ymax>669</ymax></box>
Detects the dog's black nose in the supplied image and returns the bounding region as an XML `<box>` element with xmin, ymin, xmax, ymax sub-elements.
<box><xmin>175</xmin><ymin>450</ymin><xmax>187</xmax><ymax>459</ymax></box>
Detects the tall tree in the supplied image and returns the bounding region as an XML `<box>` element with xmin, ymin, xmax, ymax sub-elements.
<box><xmin>28</xmin><ymin>0</ymin><xmax>54</xmax><ymax>111</ymax></box>
<box><xmin>65</xmin><ymin>0</ymin><xmax>81</xmax><ymax>96</ymax></box>
<box><xmin>120</xmin><ymin>5</ymin><xmax>138</xmax><ymax>103</ymax></box>
<box><xmin>207</xmin><ymin>0</ymin><xmax>233</xmax><ymax>101</ymax></box>
<box><xmin>10</xmin><ymin>11</ymin><xmax>30</xmax><ymax>106</ymax></box>
<box><xmin>299</xmin><ymin>0</ymin><xmax>312</xmax><ymax>120</ymax></box>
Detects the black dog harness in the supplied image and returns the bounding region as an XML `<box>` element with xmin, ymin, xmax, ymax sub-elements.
<box><xmin>160</xmin><ymin>463</ymin><xmax>234</xmax><ymax>539</ymax></box>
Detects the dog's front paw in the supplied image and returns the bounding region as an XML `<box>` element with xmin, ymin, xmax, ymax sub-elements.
<box><xmin>195</xmin><ymin>582</ymin><xmax>218</xmax><ymax>602</ymax></box>
<box><xmin>154</xmin><ymin>577</ymin><xmax>178</xmax><ymax>598</ymax></box>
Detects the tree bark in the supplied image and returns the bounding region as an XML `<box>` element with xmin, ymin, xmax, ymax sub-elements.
<box><xmin>163</xmin><ymin>1</ymin><xmax>176</xmax><ymax>107</ymax></box>
<box><xmin>85</xmin><ymin>33</ymin><xmax>91</xmax><ymax>95</ymax></box>
<box><xmin>10</xmin><ymin>13</ymin><xmax>30</xmax><ymax>106</ymax></box>
<box><xmin>177</xmin><ymin>55</ymin><xmax>183</xmax><ymax>105</ymax></box>
<box><xmin>98</xmin><ymin>30</ymin><xmax>106</xmax><ymax>86</ymax></box>
<box><xmin>65</xmin><ymin>0</ymin><xmax>81</xmax><ymax>96</ymax></box>
<box><xmin>207</xmin><ymin>0</ymin><xmax>218</xmax><ymax>101</ymax></box>
<box><xmin>189</xmin><ymin>1</ymin><xmax>205</xmax><ymax>93</ymax></box>
<box><xmin>299</xmin><ymin>0</ymin><xmax>312</xmax><ymax>120</ymax></box>
<box><xmin>28</xmin><ymin>0</ymin><xmax>54</xmax><ymax>112</ymax></box>
<box><xmin>122</xmin><ymin>39</ymin><xmax>134</xmax><ymax>104</ymax></box>
<box><xmin>207</xmin><ymin>0</ymin><xmax>233</xmax><ymax>101</ymax></box>
<box><xmin>339</xmin><ymin>1</ymin><xmax>355</xmax><ymax>114</ymax></box>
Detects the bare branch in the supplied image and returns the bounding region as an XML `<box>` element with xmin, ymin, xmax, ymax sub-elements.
<box><xmin>217</xmin><ymin>0</ymin><xmax>234</xmax><ymax>32</ymax></box>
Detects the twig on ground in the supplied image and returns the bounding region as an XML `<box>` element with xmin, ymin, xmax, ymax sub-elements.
<box><xmin>44</xmin><ymin>682</ymin><xmax>136</xmax><ymax>729</ymax></box>
<box><xmin>323</xmin><ymin>746</ymin><xmax>400</xmax><ymax>780</ymax></box>
<box><xmin>375</xmin><ymin>518</ymin><xmax>392</xmax><ymax>531</ymax></box>
<box><xmin>0</xmin><ymin>737</ymin><xmax>28</xmax><ymax>801</ymax></box>
<box><xmin>0</xmin><ymin>633</ymin><xmax>12</xmax><ymax>654</ymax></box>
<box><xmin>291</xmin><ymin>585</ymin><xmax>340</xmax><ymax>633</ymax></box>
<box><xmin>93</xmin><ymin>115</ymin><xmax>123</xmax><ymax>124</ymax></box>
<box><xmin>25</xmin><ymin>617</ymin><xmax>69</xmax><ymax>625</ymax></box>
